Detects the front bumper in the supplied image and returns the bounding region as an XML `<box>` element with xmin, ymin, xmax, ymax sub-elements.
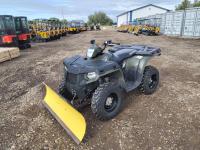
<box><xmin>64</xmin><ymin>72</ymin><xmax>98</xmax><ymax>102</ymax></box>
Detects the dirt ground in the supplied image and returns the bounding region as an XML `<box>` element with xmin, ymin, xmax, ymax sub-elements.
<box><xmin>0</xmin><ymin>28</ymin><xmax>200</xmax><ymax>150</ymax></box>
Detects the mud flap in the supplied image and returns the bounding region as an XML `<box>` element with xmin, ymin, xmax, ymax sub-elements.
<box><xmin>43</xmin><ymin>84</ymin><xmax>86</xmax><ymax>144</ymax></box>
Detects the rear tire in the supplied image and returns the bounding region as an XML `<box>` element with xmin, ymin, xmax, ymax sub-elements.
<box><xmin>139</xmin><ymin>66</ymin><xmax>159</xmax><ymax>95</ymax></box>
<box><xmin>91</xmin><ymin>82</ymin><xmax>124</xmax><ymax>121</ymax></box>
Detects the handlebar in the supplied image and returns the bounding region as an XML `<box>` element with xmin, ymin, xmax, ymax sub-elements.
<box><xmin>102</xmin><ymin>41</ymin><xmax>120</xmax><ymax>50</ymax></box>
<box><xmin>90</xmin><ymin>40</ymin><xmax>120</xmax><ymax>51</ymax></box>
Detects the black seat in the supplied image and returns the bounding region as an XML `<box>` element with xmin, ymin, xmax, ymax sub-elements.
<box><xmin>109</xmin><ymin>45</ymin><xmax>161</xmax><ymax>63</ymax></box>
<box><xmin>111</xmin><ymin>48</ymin><xmax>137</xmax><ymax>63</ymax></box>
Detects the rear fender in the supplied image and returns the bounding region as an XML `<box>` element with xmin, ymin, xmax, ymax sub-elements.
<box><xmin>123</xmin><ymin>56</ymin><xmax>152</xmax><ymax>91</ymax></box>
<box><xmin>136</xmin><ymin>56</ymin><xmax>151</xmax><ymax>81</ymax></box>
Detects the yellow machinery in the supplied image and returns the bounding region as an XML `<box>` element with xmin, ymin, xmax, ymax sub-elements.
<box><xmin>117</xmin><ymin>24</ymin><xmax>142</xmax><ymax>35</ymax></box>
<box><xmin>29</xmin><ymin>20</ymin><xmax>37</xmax><ymax>40</ymax></box>
<box><xmin>137</xmin><ymin>18</ymin><xmax>161</xmax><ymax>36</ymax></box>
<box><xmin>49</xmin><ymin>19</ymin><xmax>61</xmax><ymax>39</ymax></box>
<box><xmin>68</xmin><ymin>21</ymin><xmax>88</xmax><ymax>33</ymax></box>
<box><xmin>29</xmin><ymin>19</ymin><xmax>51</xmax><ymax>42</ymax></box>
<box><xmin>48</xmin><ymin>27</ymin><xmax>55</xmax><ymax>40</ymax></box>
<box><xmin>127</xmin><ymin>25</ymin><xmax>135</xmax><ymax>33</ymax></box>
<box><xmin>38</xmin><ymin>19</ymin><xmax>51</xmax><ymax>42</ymax></box>
<box><xmin>117</xmin><ymin>25</ymin><xmax>129</xmax><ymax>33</ymax></box>
<box><xmin>29</xmin><ymin>19</ymin><xmax>88</xmax><ymax>41</ymax></box>
<box><xmin>29</xmin><ymin>19</ymin><xmax>67</xmax><ymax>42</ymax></box>
<box><xmin>43</xmin><ymin>84</ymin><xmax>86</xmax><ymax>144</ymax></box>
<box><xmin>29</xmin><ymin>19</ymin><xmax>44</xmax><ymax>41</ymax></box>
<box><xmin>155</xmin><ymin>27</ymin><xmax>160</xmax><ymax>34</ymax></box>
<box><xmin>141</xmin><ymin>24</ymin><xmax>160</xmax><ymax>36</ymax></box>
<box><xmin>117</xmin><ymin>19</ymin><xmax>160</xmax><ymax>36</ymax></box>
<box><xmin>67</xmin><ymin>26</ymin><xmax>78</xmax><ymax>33</ymax></box>
<box><xmin>67</xmin><ymin>21</ymin><xmax>78</xmax><ymax>34</ymax></box>
<box><xmin>61</xmin><ymin>23</ymin><xmax>67</xmax><ymax>36</ymax></box>
<box><xmin>133</xmin><ymin>25</ymin><xmax>143</xmax><ymax>35</ymax></box>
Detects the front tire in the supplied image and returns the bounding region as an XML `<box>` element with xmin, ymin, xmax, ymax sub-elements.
<box><xmin>139</xmin><ymin>66</ymin><xmax>159</xmax><ymax>95</ymax></box>
<box><xmin>91</xmin><ymin>82</ymin><xmax>124</xmax><ymax>121</ymax></box>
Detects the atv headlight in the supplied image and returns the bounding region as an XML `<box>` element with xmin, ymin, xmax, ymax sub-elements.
<box><xmin>87</xmin><ymin>72</ymin><xmax>97</xmax><ymax>80</ymax></box>
<box><xmin>87</xmin><ymin>48</ymin><xmax>95</xmax><ymax>58</ymax></box>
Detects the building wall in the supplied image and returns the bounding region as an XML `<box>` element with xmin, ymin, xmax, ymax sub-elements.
<box><xmin>117</xmin><ymin>5</ymin><xmax>168</xmax><ymax>26</ymax></box>
<box><xmin>131</xmin><ymin>5</ymin><xmax>168</xmax><ymax>21</ymax></box>
<box><xmin>117</xmin><ymin>13</ymin><xmax>128</xmax><ymax>27</ymax></box>
<box><xmin>127</xmin><ymin>12</ymin><xmax>131</xmax><ymax>23</ymax></box>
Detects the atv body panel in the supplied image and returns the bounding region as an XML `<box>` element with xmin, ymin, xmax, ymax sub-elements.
<box><xmin>63</xmin><ymin>55</ymin><xmax>121</xmax><ymax>102</ymax></box>
<box><xmin>109</xmin><ymin>45</ymin><xmax>160</xmax><ymax>91</ymax></box>
<box><xmin>64</xmin><ymin>55</ymin><xmax>120</xmax><ymax>75</ymax></box>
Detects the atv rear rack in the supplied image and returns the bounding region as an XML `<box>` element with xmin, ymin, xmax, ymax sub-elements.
<box><xmin>109</xmin><ymin>44</ymin><xmax>161</xmax><ymax>56</ymax></box>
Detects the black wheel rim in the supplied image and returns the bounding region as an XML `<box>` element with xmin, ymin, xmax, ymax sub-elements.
<box><xmin>104</xmin><ymin>93</ymin><xmax>118</xmax><ymax>112</ymax></box>
<box><xmin>149</xmin><ymin>74</ymin><xmax>157</xmax><ymax>89</ymax></box>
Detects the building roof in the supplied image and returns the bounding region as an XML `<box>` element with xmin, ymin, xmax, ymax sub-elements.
<box><xmin>117</xmin><ymin>4</ymin><xmax>170</xmax><ymax>17</ymax></box>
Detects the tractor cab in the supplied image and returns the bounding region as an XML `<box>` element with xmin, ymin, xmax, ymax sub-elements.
<box><xmin>0</xmin><ymin>15</ymin><xmax>18</xmax><ymax>47</ymax></box>
<box><xmin>14</xmin><ymin>16</ymin><xmax>31</xmax><ymax>49</ymax></box>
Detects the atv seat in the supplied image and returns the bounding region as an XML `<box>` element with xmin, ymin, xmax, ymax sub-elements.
<box><xmin>109</xmin><ymin>45</ymin><xmax>161</xmax><ymax>63</ymax></box>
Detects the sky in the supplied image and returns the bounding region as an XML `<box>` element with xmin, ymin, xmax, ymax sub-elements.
<box><xmin>0</xmin><ymin>0</ymin><xmax>182</xmax><ymax>22</ymax></box>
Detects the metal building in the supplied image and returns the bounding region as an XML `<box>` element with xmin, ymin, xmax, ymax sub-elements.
<box><xmin>117</xmin><ymin>4</ymin><xmax>170</xmax><ymax>27</ymax></box>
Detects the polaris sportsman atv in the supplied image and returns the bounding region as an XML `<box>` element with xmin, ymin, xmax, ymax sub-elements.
<box><xmin>59</xmin><ymin>40</ymin><xmax>161</xmax><ymax>120</ymax></box>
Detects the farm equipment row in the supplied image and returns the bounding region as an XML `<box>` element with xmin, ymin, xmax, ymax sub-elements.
<box><xmin>117</xmin><ymin>19</ymin><xmax>160</xmax><ymax>36</ymax></box>
<box><xmin>29</xmin><ymin>19</ymin><xmax>68</xmax><ymax>42</ymax></box>
<box><xmin>0</xmin><ymin>15</ymin><xmax>90</xmax><ymax>49</ymax></box>
<box><xmin>29</xmin><ymin>19</ymin><xmax>88</xmax><ymax>42</ymax></box>
<box><xmin>117</xmin><ymin>24</ymin><xmax>160</xmax><ymax>36</ymax></box>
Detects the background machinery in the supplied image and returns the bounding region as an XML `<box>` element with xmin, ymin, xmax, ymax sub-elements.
<box><xmin>14</xmin><ymin>16</ymin><xmax>31</xmax><ymax>49</ymax></box>
<box><xmin>29</xmin><ymin>19</ymin><xmax>50</xmax><ymax>42</ymax></box>
<box><xmin>68</xmin><ymin>21</ymin><xmax>79</xmax><ymax>34</ymax></box>
<box><xmin>141</xmin><ymin>18</ymin><xmax>160</xmax><ymax>36</ymax></box>
<box><xmin>0</xmin><ymin>15</ymin><xmax>18</xmax><ymax>47</ymax></box>
<box><xmin>117</xmin><ymin>18</ymin><xmax>160</xmax><ymax>36</ymax></box>
<box><xmin>29</xmin><ymin>19</ymin><xmax>67</xmax><ymax>42</ymax></box>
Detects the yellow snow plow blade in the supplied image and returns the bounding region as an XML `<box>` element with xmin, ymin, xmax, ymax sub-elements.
<box><xmin>43</xmin><ymin>84</ymin><xmax>86</xmax><ymax>144</ymax></box>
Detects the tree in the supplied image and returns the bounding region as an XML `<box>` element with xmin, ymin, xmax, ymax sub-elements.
<box><xmin>61</xmin><ymin>19</ymin><xmax>68</xmax><ymax>24</ymax></box>
<box><xmin>88</xmin><ymin>12</ymin><xmax>113</xmax><ymax>26</ymax></box>
<box><xmin>49</xmin><ymin>17</ymin><xmax>60</xmax><ymax>21</ymax></box>
<box><xmin>193</xmin><ymin>1</ymin><xmax>200</xmax><ymax>7</ymax></box>
<box><xmin>176</xmin><ymin>0</ymin><xmax>191</xmax><ymax>10</ymax></box>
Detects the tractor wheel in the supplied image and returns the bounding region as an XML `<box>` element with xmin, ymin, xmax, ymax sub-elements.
<box><xmin>91</xmin><ymin>82</ymin><xmax>124</xmax><ymax>121</ymax></box>
<box><xmin>139</xmin><ymin>66</ymin><xmax>159</xmax><ymax>95</ymax></box>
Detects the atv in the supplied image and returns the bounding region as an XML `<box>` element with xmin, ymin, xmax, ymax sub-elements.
<box><xmin>58</xmin><ymin>40</ymin><xmax>161</xmax><ymax>120</ymax></box>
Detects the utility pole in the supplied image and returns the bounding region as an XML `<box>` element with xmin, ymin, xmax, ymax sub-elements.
<box><xmin>61</xmin><ymin>8</ymin><xmax>64</xmax><ymax>20</ymax></box>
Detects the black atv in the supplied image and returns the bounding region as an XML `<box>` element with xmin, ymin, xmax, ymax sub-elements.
<box><xmin>59</xmin><ymin>40</ymin><xmax>161</xmax><ymax>120</ymax></box>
